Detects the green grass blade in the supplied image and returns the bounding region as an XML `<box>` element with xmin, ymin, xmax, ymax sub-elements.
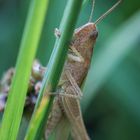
<box><xmin>25</xmin><ymin>0</ymin><xmax>83</xmax><ymax>139</ymax></box>
<box><xmin>82</xmin><ymin>0</ymin><xmax>90</xmax><ymax>6</ymax></box>
<box><xmin>0</xmin><ymin>0</ymin><xmax>49</xmax><ymax>139</ymax></box>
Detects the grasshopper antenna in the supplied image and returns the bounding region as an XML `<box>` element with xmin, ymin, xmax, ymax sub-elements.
<box><xmin>88</xmin><ymin>0</ymin><xmax>95</xmax><ymax>22</ymax></box>
<box><xmin>95</xmin><ymin>0</ymin><xmax>122</xmax><ymax>24</ymax></box>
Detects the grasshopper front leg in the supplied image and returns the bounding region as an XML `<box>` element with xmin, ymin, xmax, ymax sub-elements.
<box><xmin>55</xmin><ymin>28</ymin><xmax>85</xmax><ymax>63</ymax></box>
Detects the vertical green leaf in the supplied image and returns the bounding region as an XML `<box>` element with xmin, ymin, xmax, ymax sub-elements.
<box><xmin>0</xmin><ymin>0</ymin><xmax>49</xmax><ymax>139</ymax></box>
<box><xmin>25</xmin><ymin>0</ymin><xmax>83</xmax><ymax>139</ymax></box>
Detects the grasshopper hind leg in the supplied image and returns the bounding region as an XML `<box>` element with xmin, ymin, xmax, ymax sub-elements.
<box><xmin>45</xmin><ymin>97</ymin><xmax>63</xmax><ymax>140</ymax></box>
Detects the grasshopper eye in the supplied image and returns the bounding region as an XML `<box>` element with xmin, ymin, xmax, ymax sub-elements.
<box><xmin>90</xmin><ymin>30</ymin><xmax>98</xmax><ymax>40</ymax></box>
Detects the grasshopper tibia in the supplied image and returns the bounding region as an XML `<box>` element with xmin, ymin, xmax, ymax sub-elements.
<box><xmin>50</xmin><ymin>88</ymin><xmax>81</xmax><ymax>100</ymax></box>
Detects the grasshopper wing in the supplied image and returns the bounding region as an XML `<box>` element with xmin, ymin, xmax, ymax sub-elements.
<box><xmin>61</xmin><ymin>94</ymin><xmax>90</xmax><ymax>140</ymax></box>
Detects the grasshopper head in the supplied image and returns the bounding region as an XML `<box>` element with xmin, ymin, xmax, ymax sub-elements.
<box><xmin>70</xmin><ymin>22</ymin><xmax>98</xmax><ymax>69</ymax></box>
<box><xmin>74</xmin><ymin>22</ymin><xmax>98</xmax><ymax>43</ymax></box>
<box><xmin>74</xmin><ymin>22</ymin><xmax>98</xmax><ymax>49</ymax></box>
<box><xmin>73</xmin><ymin>22</ymin><xmax>98</xmax><ymax>51</ymax></box>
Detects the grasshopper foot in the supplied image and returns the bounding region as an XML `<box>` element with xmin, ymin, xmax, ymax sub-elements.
<box><xmin>54</xmin><ymin>28</ymin><xmax>61</xmax><ymax>38</ymax></box>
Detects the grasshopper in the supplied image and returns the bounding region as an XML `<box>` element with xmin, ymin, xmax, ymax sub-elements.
<box><xmin>0</xmin><ymin>0</ymin><xmax>121</xmax><ymax>139</ymax></box>
<box><xmin>45</xmin><ymin>0</ymin><xmax>121</xmax><ymax>140</ymax></box>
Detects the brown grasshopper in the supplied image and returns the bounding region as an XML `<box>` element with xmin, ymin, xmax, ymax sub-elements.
<box><xmin>45</xmin><ymin>1</ymin><xmax>121</xmax><ymax>140</ymax></box>
<box><xmin>0</xmin><ymin>0</ymin><xmax>121</xmax><ymax>139</ymax></box>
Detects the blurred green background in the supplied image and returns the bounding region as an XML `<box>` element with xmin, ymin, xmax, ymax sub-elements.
<box><xmin>0</xmin><ymin>0</ymin><xmax>140</xmax><ymax>140</ymax></box>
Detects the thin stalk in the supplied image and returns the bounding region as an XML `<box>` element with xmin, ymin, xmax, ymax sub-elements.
<box><xmin>0</xmin><ymin>0</ymin><xmax>49</xmax><ymax>139</ymax></box>
<box><xmin>25</xmin><ymin>0</ymin><xmax>83</xmax><ymax>139</ymax></box>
